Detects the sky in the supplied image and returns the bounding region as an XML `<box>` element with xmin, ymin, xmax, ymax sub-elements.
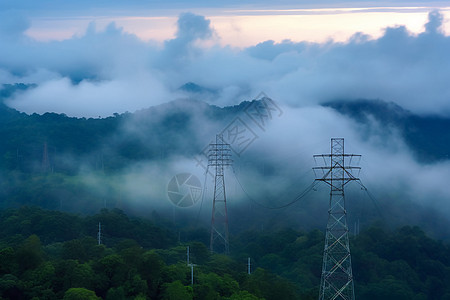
<box><xmin>12</xmin><ymin>3</ymin><xmax>450</xmax><ymax>46</ymax></box>
<box><xmin>1</xmin><ymin>1</ymin><xmax>450</xmax><ymax>116</ymax></box>
<box><xmin>2</xmin><ymin>1</ymin><xmax>450</xmax><ymax>231</ymax></box>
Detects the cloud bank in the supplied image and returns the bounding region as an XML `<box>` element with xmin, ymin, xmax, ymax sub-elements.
<box><xmin>2</xmin><ymin>9</ymin><xmax>450</xmax><ymax>235</ymax></box>
<box><xmin>1</xmin><ymin>10</ymin><xmax>450</xmax><ymax>116</ymax></box>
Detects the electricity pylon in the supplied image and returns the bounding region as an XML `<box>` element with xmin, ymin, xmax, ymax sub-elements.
<box><xmin>313</xmin><ymin>138</ymin><xmax>361</xmax><ymax>300</ymax></box>
<box><xmin>208</xmin><ymin>134</ymin><xmax>233</xmax><ymax>254</ymax></box>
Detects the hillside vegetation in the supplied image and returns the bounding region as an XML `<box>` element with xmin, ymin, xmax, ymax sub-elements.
<box><xmin>0</xmin><ymin>207</ymin><xmax>449</xmax><ymax>299</ymax></box>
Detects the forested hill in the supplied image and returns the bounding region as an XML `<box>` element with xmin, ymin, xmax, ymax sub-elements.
<box><xmin>2</xmin><ymin>88</ymin><xmax>450</xmax><ymax>230</ymax></box>
<box><xmin>2</xmin><ymin>87</ymin><xmax>449</xmax><ymax>175</ymax></box>
<box><xmin>0</xmin><ymin>88</ymin><xmax>261</xmax><ymax>213</ymax></box>
<box><xmin>324</xmin><ymin>99</ymin><xmax>450</xmax><ymax>162</ymax></box>
<box><xmin>0</xmin><ymin>206</ymin><xmax>449</xmax><ymax>299</ymax></box>
<box><xmin>0</xmin><ymin>87</ymin><xmax>251</xmax><ymax>173</ymax></box>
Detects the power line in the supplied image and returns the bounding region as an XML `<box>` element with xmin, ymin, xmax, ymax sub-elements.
<box><xmin>233</xmin><ymin>170</ymin><xmax>319</xmax><ymax>210</ymax></box>
<box><xmin>355</xmin><ymin>180</ymin><xmax>384</xmax><ymax>219</ymax></box>
<box><xmin>195</xmin><ymin>167</ymin><xmax>209</xmax><ymax>227</ymax></box>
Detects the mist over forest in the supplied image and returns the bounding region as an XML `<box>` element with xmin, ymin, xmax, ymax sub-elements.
<box><xmin>1</xmin><ymin>86</ymin><xmax>450</xmax><ymax>240</ymax></box>
<box><xmin>1</xmin><ymin>4</ymin><xmax>450</xmax><ymax>299</ymax></box>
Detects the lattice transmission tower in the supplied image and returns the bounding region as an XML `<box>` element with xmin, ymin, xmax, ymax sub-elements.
<box><xmin>313</xmin><ymin>138</ymin><xmax>361</xmax><ymax>300</ymax></box>
<box><xmin>208</xmin><ymin>134</ymin><xmax>233</xmax><ymax>254</ymax></box>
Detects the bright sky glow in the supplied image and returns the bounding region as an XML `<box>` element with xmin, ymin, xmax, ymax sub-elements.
<box><xmin>24</xmin><ymin>6</ymin><xmax>450</xmax><ymax>47</ymax></box>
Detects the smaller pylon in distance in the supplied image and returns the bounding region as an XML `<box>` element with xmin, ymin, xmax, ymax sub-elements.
<box><xmin>208</xmin><ymin>134</ymin><xmax>233</xmax><ymax>254</ymax></box>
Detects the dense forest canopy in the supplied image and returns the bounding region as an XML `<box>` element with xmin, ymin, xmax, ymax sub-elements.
<box><xmin>0</xmin><ymin>207</ymin><xmax>450</xmax><ymax>299</ymax></box>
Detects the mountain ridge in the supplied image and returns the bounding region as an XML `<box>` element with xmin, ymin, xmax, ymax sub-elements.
<box><xmin>323</xmin><ymin>99</ymin><xmax>450</xmax><ymax>162</ymax></box>
<box><xmin>2</xmin><ymin>91</ymin><xmax>450</xmax><ymax>172</ymax></box>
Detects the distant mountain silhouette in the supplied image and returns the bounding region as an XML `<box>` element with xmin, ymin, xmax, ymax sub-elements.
<box><xmin>2</xmin><ymin>83</ymin><xmax>448</xmax><ymax>174</ymax></box>
<box><xmin>179</xmin><ymin>82</ymin><xmax>218</xmax><ymax>95</ymax></box>
<box><xmin>324</xmin><ymin>99</ymin><xmax>450</xmax><ymax>162</ymax></box>
<box><xmin>0</xmin><ymin>88</ymin><xmax>262</xmax><ymax>172</ymax></box>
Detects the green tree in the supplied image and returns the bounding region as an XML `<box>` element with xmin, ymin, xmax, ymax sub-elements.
<box><xmin>23</xmin><ymin>261</ymin><xmax>56</xmax><ymax>298</ymax></box>
<box><xmin>243</xmin><ymin>268</ymin><xmax>299</xmax><ymax>300</ymax></box>
<box><xmin>162</xmin><ymin>263</ymin><xmax>190</xmax><ymax>284</ymax></box>
<box><xmin>196</xmin><ymin>273</ymin><xmax>239</xmax><ymax>298</ymax></box>
<box><xmin>358</xmin><ymin>276</ymin><xmax>417</xmax><ymax>300</ymax></box>
<box><xmin>0</xmin><ymin>247</ymin><xmax>17</xmax><ymax>274</ymax></box>
<box><xmin>226</xmin><ymin>290</ymin><xmax>265</xmax><ymax>300</ymax></box>
<box><xmin>124</xmin><ymin>275</ymin><xmax>147</xmax><ymax>298</ymax></box>
<box><xmin>53</xmin><ymin>260</ymin><xmax>95</xmax><ymax>294</ymax></box>
<box><xmin>0</xmin><ymin>274</ymin><xmax>24</xmax><ymax>299</ymax></box>
<box><xmin>189</xmin><ymin>242</ymin><xmax>210</xmax><ymax>265</ymax></box>
<box><xmin>105</xmin><ymin>286</ymin><xmax>126</xmax><ymax>300</ymax></box>
<box><xmin>63</xmin><ymin>287</ymin><xmax>100</xmax><ymax>300</ymax></box>
<box><xmin>94</xmin><ymin>254</ymin><xmax>128</xmax><ymax>297</ymax></box>
<box><xmin>139</xmin><ymin>251</ymin><xmax>165</xmax><ymax>298</ymax></box>
<box><xmin>16</xmin><ymin>234</ymin><xmax>43</xmax><ymax>273</ymax></box>
<box><xmin>161</xmin><ymin>281</ymin><xmax>193</xmax><ymax>300</ymax></box>
<box><xmin>62</xmin><ymin>239</ymin><xmax>89</xmax><ymax>262</ymax></box>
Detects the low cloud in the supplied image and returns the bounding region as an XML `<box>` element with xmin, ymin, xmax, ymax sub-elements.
<box><xmin>2</xmin><ymin>10</ymin><xmax>450</xmax><ymax>234</ymax></box>
<box><xmin>2</xmin><ymin>10</ymin><xmax>450</xmax><ymax>116</ymax></box>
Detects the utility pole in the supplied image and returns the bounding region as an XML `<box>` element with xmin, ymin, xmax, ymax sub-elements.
<box><xmin>313</xmin><ymin>138</ymin><xmax>361</xmax><ymax>300</ymax></box>
<box><xmin>189</xmin><ymin>263</ymin><xmax>196</xmax><ymax>286</ymax></box>
<box><xmin>187</xmin><ymin>246</ymin><xmax>190</xmax><ymax>265</ymax></box>
<box><xmin>187</xmin><ymin>246</ymin><xmax>196</xmax><ymax>286</ymax></box>
<box><xmin>97</xmin><ymin>222</ymin><xmax>102</xmax><ymax>245</ymax></box>
<box><xmin>208</xmin><ymin>134</ymin><xmax>233</xmax><ymax>254</ymax></box>
<box><xmin>248</xmin><ymin>257</ymin><xmax>251</xmax><ymax>275</ymax></box>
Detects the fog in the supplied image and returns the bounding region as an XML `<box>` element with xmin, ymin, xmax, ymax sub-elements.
<box><xmin>1</xmin><ymin>10</ymin><xmax>450</xmax><ymax>237</ymax></box>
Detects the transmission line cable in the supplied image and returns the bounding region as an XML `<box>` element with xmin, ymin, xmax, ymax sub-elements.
<box><xmin>233</xmin><ymin>169</ymin><xmax>321</xmax><ymax>210</ymax></box>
